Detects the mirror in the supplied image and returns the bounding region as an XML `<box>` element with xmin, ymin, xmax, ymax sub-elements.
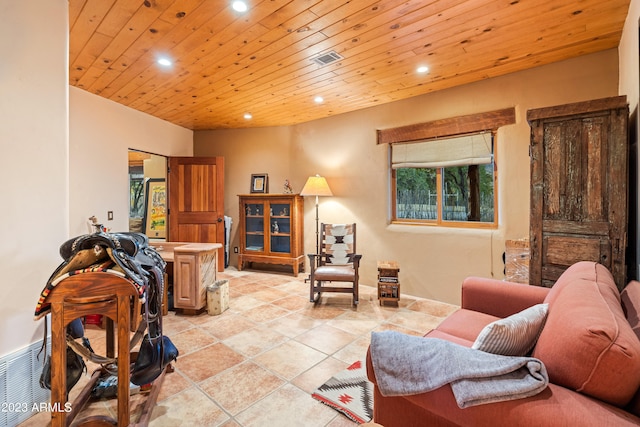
<box><xmin>128</xmin><ymin>149</ymin><xmax>168</xmax><ymax>239</ymax></box>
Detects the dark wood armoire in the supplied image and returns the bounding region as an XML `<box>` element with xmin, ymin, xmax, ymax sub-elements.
<box><xmin>527</xmin><ymin>96</ymin><xmax>629</xmax><ymax>290</ymax></box>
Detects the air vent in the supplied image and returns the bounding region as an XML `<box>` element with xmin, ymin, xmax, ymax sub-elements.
<box><xmin>311</xmin><ymin>51</ymin><xmax>343</xmax><ymax>66</ymax></box>
<box><xmin>0</xmin><ymin>338</ymin><xmax>51</xmax><ymax>427</ymax></box>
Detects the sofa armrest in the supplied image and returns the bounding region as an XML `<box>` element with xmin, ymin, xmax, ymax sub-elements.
<box><xmin>461</xmin><ymin>277</ymin><xmax>550</xmax><ymax>318</ymax></box>
<box><xmin>366</xmin><ymin>348</ymin><xmax>640</xmax><ymax>427</ymax></box>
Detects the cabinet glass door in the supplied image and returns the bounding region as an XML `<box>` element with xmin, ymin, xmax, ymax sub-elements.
<box><xmin>270</xmin><ymin>203</ymin><xmax>291</xmax><ymax>253</ymax></box>
<box><xmin>245</xmin><ymin>202</ymin><xmax>264</xmax><ymax>252</ymax></box>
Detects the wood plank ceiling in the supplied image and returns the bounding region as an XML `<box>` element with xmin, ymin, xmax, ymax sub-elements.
<box><xmin>69</xmin><ymin>0</ymin><xmax>630</xmax><ymax>130</ymax></box>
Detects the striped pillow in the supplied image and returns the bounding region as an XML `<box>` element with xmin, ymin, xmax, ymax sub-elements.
<box><xmin>472</xmin><ymin>303</ymin><xmax>549</xmax><ymax>356</ymax></box>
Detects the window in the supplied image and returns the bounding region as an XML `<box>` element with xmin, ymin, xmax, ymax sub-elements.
<box><xmin>391</xmin><ymin>132</ymin><xmax>497</xmax><ymax>227</ymax></box>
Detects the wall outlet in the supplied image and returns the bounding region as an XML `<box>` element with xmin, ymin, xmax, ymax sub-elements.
<box><xmin>107</xmin><ymin>211</ymin><xmax>113</xmax><ymax>221</ymax></box>
<box><xmin>234</xmin><ymin>247</ymin><xmax>238</xmax><ymax>253</ymax></box>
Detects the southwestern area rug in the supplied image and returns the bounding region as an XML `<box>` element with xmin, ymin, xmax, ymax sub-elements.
<box><xmin>312</xmin><ymin>360</ymin><xmax>374</xmax><ymax>423</ymax></box>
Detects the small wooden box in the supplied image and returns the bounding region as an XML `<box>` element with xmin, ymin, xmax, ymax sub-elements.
<box><xmin>377</xmin><ymin>261</ymin><xmax>400</xmax><ymax>305</ymax></box>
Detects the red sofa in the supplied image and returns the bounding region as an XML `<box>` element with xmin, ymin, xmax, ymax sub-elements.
<box><xmin>366</xmin><ymin>261</ymin><xmax>640</xmax><ymax>426</ymax></box>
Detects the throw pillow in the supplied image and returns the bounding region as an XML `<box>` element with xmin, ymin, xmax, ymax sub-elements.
<box><xmin>472</xmin><ymin>303</ymin><xmax>549</xmax><ymax>356</ymax></box>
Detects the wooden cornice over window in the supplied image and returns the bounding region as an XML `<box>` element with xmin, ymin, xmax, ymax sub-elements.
<box><xmin>377</xmin><ymin>107</ymin><xmax>516</xmax><ymax>145</ymax></box>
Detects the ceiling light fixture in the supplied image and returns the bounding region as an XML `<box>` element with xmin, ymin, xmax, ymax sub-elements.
<box><xmin>244</xmin><ymin>113</ymin><xmax>252</xmax><ymax>120</ymax></box>
<box><xmin>157</xmin><ymin>57</ymin><xmax>172</xmax><ymax>67</ymax></box>
<box><xmin>314</xmin><ymin>96</ymin><xmax>324</xmax><ymax>104</ymax></box>
<box><xmin>232</xmin><ymin>1</ymin><xmax>248</xmax><ymax>12</ymax></box>
<box><xmin>417</xmin><ymin>65</ymin><xmax>429</xmax><ymax>73</ymax></box>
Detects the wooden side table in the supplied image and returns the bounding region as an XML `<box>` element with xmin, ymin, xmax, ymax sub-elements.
<box><xmin>377</xmin><ymin>261</ymin><xmax>400</xmax><ymax>305</ymax></box>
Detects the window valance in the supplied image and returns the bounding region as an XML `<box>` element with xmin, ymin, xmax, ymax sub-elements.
<box><xmin>377</xmin><ymin>107</ymin><xmax>515</xmax><ymax>145</ymax></box>
<box><xmin>391</xmin><ymin>131</ymin><xmax>493</xmax><ymax>169</ymax></box>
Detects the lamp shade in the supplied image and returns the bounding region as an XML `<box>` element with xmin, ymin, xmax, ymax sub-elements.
<box><xmin>300</xmin><ymin>174</ymin><xmax>333</xmax><ymax>197</ymax></box>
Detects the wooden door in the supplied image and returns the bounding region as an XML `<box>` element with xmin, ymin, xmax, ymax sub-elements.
<box><xmin>169</xmin><ymin>157</ymin><xmax>225</xmax><ymax>271</ymax></box>
<box><xmin>528</xmin><ymin>97</ymin><xmax>628</xmax><ymax>289</ymax></box>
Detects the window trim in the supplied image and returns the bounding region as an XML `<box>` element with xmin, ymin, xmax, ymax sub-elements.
<box><xmin>381</xmin><ymin>108</ymin><xmax>515</xmax><ymax>229</ymax></box>
<box><xmin>391</xmin><ymin>134</ymin><xmax>498</xmax><ymax>229</ymax></box>
<box><xmin>377</xmin><ymin>107</ymin><xmax>515</xmax><ymax>145</ymax></box>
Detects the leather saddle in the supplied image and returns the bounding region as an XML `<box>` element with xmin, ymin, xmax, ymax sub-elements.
<box><xmin>58</xmin><ymin>231</ymin><xmax>164</xmax><ymax>289</ymax></box>
<box><xmin>39</xmin><ymin>230</ymin><xmax>179</xmax><ymax>390</ymax></box>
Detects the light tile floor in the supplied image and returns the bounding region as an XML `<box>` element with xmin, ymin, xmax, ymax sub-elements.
<box><xmin>20</xmin><ymin>268</ymin><xmax>458</xmax><ymax>427</ymax></box>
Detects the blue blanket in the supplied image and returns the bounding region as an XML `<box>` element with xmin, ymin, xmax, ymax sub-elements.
<box><xmin>370</xmin><ymin>331</ymin><xmax>548</xmax><ymax>408</ymax></box>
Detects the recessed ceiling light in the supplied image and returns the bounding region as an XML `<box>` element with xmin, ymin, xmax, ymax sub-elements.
<box><xmin>244</xmin><ymin>113</ymin><xmax>252</xmax><ymax>120</ymax></box>
<box><xmin>416</xmin><ymin>65</ymin><xmax>429</xmax><ymax>73</ymax></box>
<box><xmin>314</xmin><ymin>96</ymin><xmax>324</xmax><ymax>104</ymax></box>
<box><xmin>232</xmin><ymin>1</ymin><xmax>248</xmax><ymax>12</ymax></box>
<box><xmin>157</xmin><ymin>57</ymin><xmax>172</xmax><ymax>67</ymax></box>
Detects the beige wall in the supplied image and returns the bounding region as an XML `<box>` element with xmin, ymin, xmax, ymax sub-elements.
<box><xmin>0</xmin><ymin>11</ymin><xmax>194</xmax><ymax>358</ymax></box>
<box><xmin>69</xmin><ymin>87</ymin><xmax>193</xmax><ymax>236</ymax></box>
<box><xmin>194</xmin><ymin>125</ymin><xmax>293</xmax><ymax>243</ymax></box>
<box><xmin>195</xmin><ymin>49</ymin><xmax>619</xmax><ymax>304</ymax></box>
<box><xmin>0</xmin><ymin>0</ymin><xmax>68</xmax><ymax>357</ymax></box>
<box><xmin>619</xmin><ymin>0</ymin><xmax>640</xmax><ymax>115</ymax></box>
<box><xmin>619</xmin><ymin>0</ymin><xmax>640</xmax><ymax>277</ymax></box>
<box><xmin>144</xmin><ymin>155</ymin><xmax>167</xmax><ymax>180</ymax></box>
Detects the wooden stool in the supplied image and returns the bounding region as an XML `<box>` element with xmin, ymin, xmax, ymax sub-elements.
<box><xmin>43</xmin><ymin>271</ymin><xmax>166</xmax><ymax>427</ymax></box>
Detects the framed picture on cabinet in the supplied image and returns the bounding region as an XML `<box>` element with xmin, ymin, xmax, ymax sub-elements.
<box><xmin>250</xmin><ymin>173</ymin><xmax>269</xmax><ymax>193</ymax></box>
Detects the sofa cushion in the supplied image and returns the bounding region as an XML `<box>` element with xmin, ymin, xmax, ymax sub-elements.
<box><xmin>425</xmin><ymin>329</ymin><xmax>475</xmax><ymax>347</ymax></box>
<box><xmin>532</xmin><ymin>262</ymin><xmax>640</xmax><ymax>407</ymax></box>
<box><xmin>622</xmin><ymin>280</ymin><xmax>640</xmax><ymax>342</ymax></box>
<box><xmin>622</xmin><ymin>280</ymin><xmax>640</xmax><ymax>417</ymax></box>
<box><xmin>434</xmin><ymin>309</ymin><xmax>499</xmax><ymax>344</ymax></box>
<box><xmin>472</xmin><ymin>303</ymin><xmax>548</xmax><ymax>356</ymax></box>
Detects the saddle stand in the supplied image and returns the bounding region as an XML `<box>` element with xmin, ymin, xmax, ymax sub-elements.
<box><xmin>43</xmin><ymin>272</ymin><xmax>169</xmax><ymax>427</ymax></box>
<box><xmin>35</xmin><ymin>230</ymin><xmax>178</xmax><ymax>427</ymax></box>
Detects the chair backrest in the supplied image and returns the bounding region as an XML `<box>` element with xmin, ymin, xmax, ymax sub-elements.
<box><xmin>320</xmin><ymin>223</ymin><xmax>356</xmax><ymax>266</ymax></box>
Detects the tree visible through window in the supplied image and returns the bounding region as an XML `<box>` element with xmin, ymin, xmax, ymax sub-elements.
<box><xmin>395</xmin><ymin>168</ymin><xmax>437</xmax><ymax>220</ymax></box>
<box><xmin>392</xmin><ymin>132</ymin><xmax>496</xmax><ymax>227</ymax></box>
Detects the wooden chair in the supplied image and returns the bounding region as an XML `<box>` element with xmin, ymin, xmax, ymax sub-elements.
<box><xmin>308</xmin><ymin>223</ymin><xmax>362</xmax><ymax>305</ymax></box>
